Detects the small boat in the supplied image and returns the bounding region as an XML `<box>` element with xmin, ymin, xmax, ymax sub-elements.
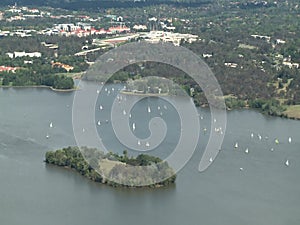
<box><xmin>234</xmin><ymin>142</ymin><xmax>238</xmax><ymax>148</ymax></box>
<box><xmin>258</xmin><ymin>134</ymin><xmax>262</xmax><ymax>140</ymax></box>
<box><xmin>104</xmin><ymin>88</ymin><xmax>107</xmax><ymax>92</ymax></box>
<box><xmin>275</xmin><ymin>138</ymin><xmax>279</xmax><ymax>144</ymax></box>
<box><xmin>245</xmin><ymin>148</ymin><xmax>249</xmax><ymax>154</ymax></box>
<box><xmin>251</xmin><ymin>133</ymin><xmax>254</xmax><ymax>138</ymax></box>
<box><xmin>123</xmin><ymin>109</ymin><xmax>126</xmax><ymax>115</ymax></box>
<box><xmin>97</xmin><ymin>121</ymin><xmax>101</xmax><ymax>126</ymax></box>
<box><xmin>288</xmin><ymin>137</ymin><xmax>292</xmax><ymax>143</ymax></box>
<box><xmin>270</xmin><ymin>148</ymin><xmax>274</xmax><ymax>152</ymax></box>
<box><xmin>147</xmin><ymin>106</ymin><xmax>151</xmax><ymax>113</ymax></box>
<box><xmin>209</xmin><ymin>157</ymin><xmax>213</xmax><ymax>162</ymax></box>
<box><xmin>213</xmin><ymin>118</ymin><xmax>217</xmax><ymax>123</ymax></box>
<box><xmin>146</xmin><ymin>142</ymin><xmax>150</xmax><ymax>147</ymax></box>
<box><xmin>112</xmin><ymin>88</ymin><xmax>115</xmax><ymax>92</ymax></box>
<box><xmin>132</xmin><ymin>123</ymin><xmax>136</xmax><ymax>131</ymax></box>
<box><xmin>99</xmin><ymin>105</ymin><xmax>103</xmax><ymax>110</ymax></box>
<box><xmin>82</xmin><ymin>128</ymin><xmax>85</xmax><ymax>132</ymax></box>
<box><xmin>285</xmin><ymin>159</ymin><xmax>289</xmax><ymax>167</ymax></box>
<box><xmin>96</xmin><ymin>89</ymin><xmax>100</xmax><ymax>94</ymax></box>
<box><xmin>129</xmin><ymin>114</ymin><xmax>132</xmax><ymax>118</ymax></box>
<box><xmin>137</xmin><ymin>140</ymin><xmax>141</xmax><ymax>146</ymax></box>
<box><xmin>239</xmin><ymin>167</ymin><xmax>244</xmax><ymax>171</ymax></box>
<box><xmin>158</xmin><ymin>106</ymin><xmax>161</xmax><ymax>110</ymax></box>
<box><xmin>46</xmin><ymin>134</ymin><xmax>49</xmax><ymax>139</ymax></box>
<box><xmin>49</xmin><ymin>122</ymin><xmax>53</xmax><ymax>128</ymax></box>
<box><xmin>200</xmin><ymin>116</ymin><xmax>203</xmax><ymax>120</ymax></box>
<box><xmin>163</xmin><ymin>105</ymin><xmax>167</xmax><ymax>110</ymax></box>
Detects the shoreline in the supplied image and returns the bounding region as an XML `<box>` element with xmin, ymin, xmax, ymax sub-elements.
<box><xmin>120</xmin><ymin>90</ymin><xmax>170</xmax><ymax>97</ymax></box>
<box><xmin>0</xmin><ymin>85</ymin><xmax>78</xmax><ymax>92</ymax></box>
<box><xmin>1</xmin><ymin>82</ymin><xmax>299</xmax><ymax>120</ymax></box>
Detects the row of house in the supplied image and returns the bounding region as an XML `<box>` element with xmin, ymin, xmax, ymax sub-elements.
<box><xmin>45</xmin><ymin>23</ymin><xmax>131</xmax><ymax>37</ymax></box>
<box><xmin>0</xmin><ymin>66</ymin><xmax>18</xmax><ymax>73</ymax></box>
<box><xmin>51</xmin><ymin>62</ymin><xmax>74</xmax><ymax>72</ymax></box>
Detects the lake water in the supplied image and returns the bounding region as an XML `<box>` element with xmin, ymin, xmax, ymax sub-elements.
<box><xmin>0</xmin><ymin>83</ymin><xmax>299</xmax><ymax>225</ymax></box>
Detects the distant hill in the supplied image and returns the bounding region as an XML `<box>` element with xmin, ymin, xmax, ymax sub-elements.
<box><xmin>0</xmin><ymin>0</ymin><xmax>210</xmax><ymax>10</ymax></box>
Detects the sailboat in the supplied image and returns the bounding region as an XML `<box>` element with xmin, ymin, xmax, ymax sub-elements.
<box><xmin>49</xmin><ymin>122</ymin><xmax>53</xmax><ymax>128</ymax></box>
<box><xmin>285</xmin><ymin>159</ymin><xmax>289</xmax><ymax>167</ymax></box>
<box><xmin>258</xmin><ymin>134</ymin><xmax>262</xmax><ymax>140</ymax></box>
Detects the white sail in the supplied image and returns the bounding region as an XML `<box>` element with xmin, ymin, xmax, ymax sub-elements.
<box><xmin>285</xmin><ymin>160</ymin><xmax>289</xmax><ymax>167</ymax></box>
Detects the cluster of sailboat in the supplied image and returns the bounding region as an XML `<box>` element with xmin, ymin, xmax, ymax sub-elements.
<box><xmin>234</xmin><ymin>132</ymin><xmax>292</xmax><ymax>169</ymax></box>
<box><xmin>198</xmin><ymin>113</ymin><xmax>293</xmax><ymax>170</ymax></box>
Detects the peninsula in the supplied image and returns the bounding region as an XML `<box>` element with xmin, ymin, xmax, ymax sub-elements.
<box><xmin>45</xmin><ymin>146</ymin><xmax>176</xmax><ymax>188</ymax></box>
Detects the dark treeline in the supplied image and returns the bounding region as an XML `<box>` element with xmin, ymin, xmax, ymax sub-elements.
<box><xmin>0</xmin><ymin>0</ymin><xmax>211</xmax><ymax>10</ymax></box>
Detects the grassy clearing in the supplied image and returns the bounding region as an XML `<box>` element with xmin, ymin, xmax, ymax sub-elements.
<box><xmin>238</xmin><ymin>43</ymin><xmax>257</xmax><ymax>49</ymax></box>
<box><xmin>283</xmin><ymin>105</ymin><xmax>300</xmax><ymax>119</ymax></box>
<box><xmin>99</xmin><ymin>159</ymin><xmax>126</xmax><ymax>176</ymax></box>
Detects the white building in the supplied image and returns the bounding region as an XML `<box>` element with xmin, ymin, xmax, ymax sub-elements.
<box><xmin>7</xmin><ymin>51</ymin><xmax>42</xmax><ymax>58</ymax></box>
